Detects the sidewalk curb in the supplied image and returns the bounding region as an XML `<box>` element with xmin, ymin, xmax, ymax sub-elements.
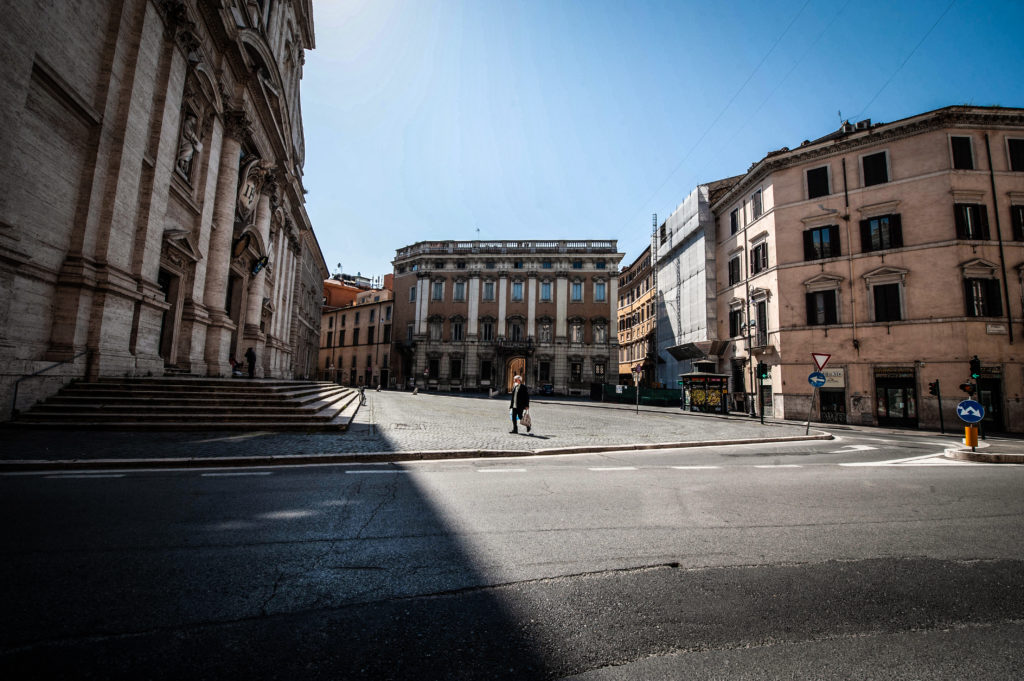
<box><xmin>944</xmin><ymin>448</ymin><xmax>1024</xmax><ymax>464</ymax></box>
<box><xmin>0</xmin><ymin>433</ymin><xmax>834</xmax><ymax>471</ymax></box>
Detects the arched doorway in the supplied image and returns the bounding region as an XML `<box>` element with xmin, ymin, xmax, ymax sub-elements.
<box><xmin>505</xmin><ymin>357</ymin><xmax>525</xmax><ymax>392</ymax></box>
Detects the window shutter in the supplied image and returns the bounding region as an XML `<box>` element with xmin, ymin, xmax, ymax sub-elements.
<box><xmin>979</xmin><ymin>205</ymin><xmax>990</xmax><ymax>239</ymax></box>
<box><xmin>954</xmin><ymin>205</ymin><xmax>966</xmax><ymax>239</ymax></box>
<box><xmin>890</xmin><ymin>214</ymin><xmax>903</xmax><ymax>248</ymax></box>
<box><xmin>859</xmin><ymin>220</ymin><xmax>871</xmax><ymax>251</ymax></box>
<box><xmin>803</xmin><ymin>230</ymin><xmax>814</xmax><ymax>260</ymax></box>
<box><xmin>829</xmin><ymin>225</ymin><xmax>842</xmax><ymax>257</ymax></box>
<box><xmin>988</xmin><ymin>279</ymin><xmax>1003</xmax><ymax>316</ymax></box>
<box><xmin>963</xmin><ymin>279</ymin><xmax>975</xmax><ymax>316</ymax></box>
<box><xmin>825</xmin><ymin>290</ymin><xmax>838</xmax><ymax>324</ymax></box>
<box><xmin>806</xmin><ymin>293</ymin><xmax>816</xmax><ymax>325</ymax></box>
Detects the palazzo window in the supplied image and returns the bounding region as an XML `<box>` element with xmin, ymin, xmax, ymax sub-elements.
<box><xmin>728</xmin><ymin>308</ymin><xmax>742</xmax><ymax>338</ymax></box>
<box><xmin>511</xmin><ymin>281</ymin><xmax>523</xmax><ymax>301</ymax></box>
<box><xmin>594</xmin><ymin>362</ymin><xmax>606</xmax><ymax>380</ymax></box>
<box><xmin>860</xmin><ymin>214</ymin><xmax>903</xmax><ymax>252</ymax></box>
<box><xmin>409</xmin><ymin>286</ymin><xmax>416</xmax><ymax>302</ymax></box>
<box><xmin>872</xmin><ymin>283</ymin><xmax>902</xmax><ymax>322</ymax></box>
<box><xmin>570</xmin><ymin>362</ymin><xmax>582</xmax><ymax>383</ymax></box>
<box><xmin>352</xmin><ymin>328</ymin><xmax>360</xmax><ymax>345</ymax></box>
<box><xmin>428</xmin><ymin>359</ymin><xmax>439</xmax><ymax>379</ymax></box>
<box><xmin>453</xmin><ymin>281</ymin><xmax>466</xmax><ymax>301</ymax></box>
<box><xmin>954</xmin><ymin>204</ymin><xmax>990</xmax><ymax>240</ymax></box>
<box><xmin>481</xmin><ymin>320</ymin><xmax>493</xmax><ymax>341</ymax></box>
<box><xmin>964</xmin><ymin>278</ymin><xmax>1003</xmax><ymax>317</ymax></box>
<box><xmin>450</xmin><ymin>358</ymin><xmax>463</xmax><ymax>380</ymax></box>
<box><xmin>540</xmin><ymin>281</ymin><xmax>552</xmax><ymax>301</ymax></box>
<box><xmin>570</xmin><ymin>321</ymin><xmax>584</xmax><ymax>343</ymax></box>
<box><xmin>429</xmin><ymin>320</ymin><xmax>442</xmax><ymax>341</ymax></box>
<box><xmin>751</xmin><ymin>189</ymin><xmax>763</xmax><ymax>219</ymax></box>
<box><xmin>594</xmin><ymin>281</ymin><xmax>606</xmax><ymax>302</ymax></box>
<box><xmin>1012</xmin><ymin>204</ymin><xmax>1024</xmax><ymax>241</ymax></box>
<box><xmin>803</xmin><ymin>225</ymin><xmax>841</xmax><ymax>260</ymax></box>
<box><xmin>750</xmin><ymin>241</ymin><xmax>768</xmax><ymax>275</ymax></box>
<box><xmin>1008</xmin><ymin>138</ymin><xmax>1024</xmax><ymax>171</ymax></box>
<box><xmin>509</xmin><ymin>321</ymin><xmax>523</xmax><ymax>341</ymax></box>
<box><xmin>593</xmin><ymin>323</ymin><xmax>607</xmax><ymax>344</ymax></box>
<box><xmin>806</xmin><ymin>166</ymin><xmax>830</xmax><ymax>199</ymax></box>
<box><xmin>538</xmin><ymin>320</ymin><xmax>552</xmax><ymax>343</ymax></box>
<box><xmin>951</xmin><ymin>136</ymin><xmax>975</xmax><ymax>170</ymax></box>
<box><xmin>728</xmin><ymin>256</ymin><xmax>741</xmax><ymax>286</ymax></box>
<box><xmin>431</xmin><ymin>281</ymin><xmax>444</xmax><ymax>301</ymax></box>
<box><xmin>451</xmin><ymin>320</ymin><xmax>464</xmax><ymax>341</ymax></box>
<box><xmin>483</xmin><ymin>281</ymin><xmax>495</xmax><ymax>301</ymax></box>
<box><xmin>571</xmin><ymin>282</ymin><xmax>583</xmax><ymax>302</ymax></box>
<box><xmin>806</xmin><ymin>290</ymin><xmax>839</xmax><ymax>326</ymax></box>
<box><xmin>729</xmin><ymin>208</ymin><xmax>740</xmax><ymax>235</ymax></box>
<box><xmin>862</xmin><ymin>151</ymin><xmax>890</xmax><ymax>186</ymax></box>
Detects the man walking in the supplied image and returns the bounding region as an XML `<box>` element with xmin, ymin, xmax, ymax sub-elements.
<box><xmin>245</xmin><ymin>347</ymin><xmax>257</xmax><ymax>379</ymax></box>
<box><xmin>509</xmin><ymin>375</ymin><xmax>530</xmax><ymax>434</ymax></box>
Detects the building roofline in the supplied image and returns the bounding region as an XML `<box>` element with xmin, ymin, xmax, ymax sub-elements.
<box><xmin>711</xmin><ymin>104</ymin><xmax>1024</xmax><ymax>212</ymax></box>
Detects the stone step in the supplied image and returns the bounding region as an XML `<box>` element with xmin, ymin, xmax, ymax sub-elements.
<box><xmin>44</xmin><ymin>386</ymin><xmax>348</xmax><ymax>407</ymax></box>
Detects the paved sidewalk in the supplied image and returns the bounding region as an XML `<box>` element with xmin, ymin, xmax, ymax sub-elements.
<box><xmin>0</xmin><ymin>391</ymin><xmax>825</xmax><ymax>469</ymax></box>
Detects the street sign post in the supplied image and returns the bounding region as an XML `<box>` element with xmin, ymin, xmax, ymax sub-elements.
<box><xmin>805</xmin><ymin>372</ymin><xmax>827</xmax><ymax>434</ymax></box>
<box><xmin>957</xmin><ymin>399</ymin><xmax>984</xmax><ymax>452</ymax></box>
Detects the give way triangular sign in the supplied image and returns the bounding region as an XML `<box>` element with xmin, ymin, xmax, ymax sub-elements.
<box><xmin>811</xmin><ymin>353</ymin><xmax>831</xmax><ymax>371</ymax></box>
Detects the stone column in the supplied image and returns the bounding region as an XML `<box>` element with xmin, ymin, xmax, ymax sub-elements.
<box><xmin>556</xmin><ymin>276</ymin><xmax>568</xmax><ymax>338</ymax></box>
<box><xmin>497</xmin><ymin>277</ymin><xmax>508</xmax><ymax>337</ymax></box>
<box><xmin>242</xmin><ymin>183</ymin><xmax>274</xmax><ymax>376</ymax></box>
<box><xmin>202</xmin><ymin>110</ymin><xmax>248</xmax><ymax>375</ymax></box>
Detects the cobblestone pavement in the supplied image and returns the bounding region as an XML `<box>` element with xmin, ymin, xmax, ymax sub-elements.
<box><xmin>0</xmin><ymin>391</ymin><xmax>814</xmax><ymax>462</ymax></box>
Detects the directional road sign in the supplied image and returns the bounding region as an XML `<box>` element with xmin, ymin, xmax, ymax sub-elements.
<box><xmin>956</xmin><ymin>400</ymin><xmax>985</xmax><ymax>424</ymax></box>
<box><xmin>811</xmin><ymin>353</ymin><xmax>831</xmax><ymax>371</ymax></box>
<box><xmin>808</xmin><ymin>371</ymin><xmax>826</xmax><ymax>388</ymax></box>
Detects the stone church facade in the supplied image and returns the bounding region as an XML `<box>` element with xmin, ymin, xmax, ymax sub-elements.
<box><xmin>0</xmin><ymin>0</ymin><xmax>327</xmax><ymax>417</ymax></box>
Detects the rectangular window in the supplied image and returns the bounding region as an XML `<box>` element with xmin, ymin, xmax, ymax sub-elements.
<box><xmin>1012</xmin><ymin>205</ymin><xmax>1024</xmax><ymax>240</ymax></box>
<box><xmin>369</xmin><ymin>309</ymin><xmax>375</xmax><ymax>323</ymax></box>
<box><xmin>338</xmin><ymin>330</ymin><xmax>345</xmax><ymax>346</ymax></box>
<box><xmin>483</xmin><ymin>281</ymin><xmax>495</xmax><ymax>301</ymax></box>
<box><xmin>755</xmin><ymin>301</ymin><xmax>768</xmax><ymax>347</ymax></box>
<box><xmin>1009</xmin><ymin>138</ymin><xmax>1024</xmax><ymax>171</ymax></box>
<box><xmin>803</xmin><ymin>225</ymin><xmax>841</xmax><ymax>260</ymax></box>
<box><xmin>407</xmin><ymin>323</ymin><xmax>414</xmax><ymax>340</ymax></box>
<box><xmin>450</xmin><ymin>358</ymin><xmax>462</xmax><ymax>380</ymax></box>
<box><xmin>409</xmin><ymin>286</ymin><xmax>416</xmax><ymax>302</ymax></box>
<box><xmin>542</xmin><ymin>260</ymin><xmax>552</xmax><ymax>269</ymax></box>
<box><xmin>728</xmin><ymin>256</ymin><xmax>741</xmax><ymax>286</ymax></box>
<box><xmin>481</xmin><ymin>321</ymin><xmax>493</xmax><ymax>341</ymax></box>
<box><xmin>729</xmin><ymin>208</ymin><xmax>739</xmax><ymax>235</ymax></box>
<box><xmin>596</xmin><ymin>261</ymin><xmax>606</xmax><ymax>269</ymax></box>
<box><xmin>571</xmin><ymin>282</ymin><xmax>583</xmax><ymax>301</ymax></box>
<box><xmin>862</xmin><ymin>151</ymin><xmax>889</xmax><ymax>186</ymax></box>
<box><xmin>806</xmin><ymin>166</ymin><xmax>830</xmax><ymax>199</ymax></box>
<box><xmin>431</xmin><ymin>281</ymin><xmax>443</xmax><ymax>300</ymax></box>
<box><xmin>751</xmin><ymin>190</ymin><xmax>763</xmax><ymax>219</ymax></box>
<box><xmin>572</xmin><ymin>260</ymin><xmax>583</xmax><ymax>269</ymax></box>
<box><xmin>570</xmin><ymin>362</ymin><xmax>582</xmax><ymax>383</ymax></box>
<box><xmin>951</xmin><ymin>136</ymin><xmax>974</xmax><ymax>170</ymax></box>
<box><xmin>385</xmin><ymin>306</ymin><xmax>392</xmax><ymax>321</ymax></box>
<box><xmin>382</xmin><ymin>325</ymin><xmax>391</xmax><ymax>343</ymax></box>
<box><xmin>728</xmin><ymin>309</ymin><xmax>742</xmax><ymax>338</ymax></box>
<box><xmin>510</xmin><ymin>323</ymin><xmax>523</xmax><ymax>341</ymax></box>
<box><xmin>806</xmin><ymin>290</ymin><xmax>839</xmax><ymax>326</ymax></box>
<box><xmin>750</xmin><ymin>242</ymin><xmax>768</xmax><ymax>275</ymax></box>
<box><xmin>354</xmin><ymin>311</ymin><xmax>360</xmax><ymax>323</ymax></box>
<box><xmin>595</xmin><ymin>281</ymin><xmax>606</xmax><ymax>302</ymax></box>
<box><xmin>511</xmin><ymin>281</ymin><xmax>523</xmax><ymax>301</ymax></box>
<box><xmin>328</xmin><ymin>317</ymin><xmax>334</xmax><ymax>329</ymax></box>
<box><xmin>485</xmin><ymin>261</ymin><xmax>495</xmax><ymax>269</ymax></box>
<box><xmin>429</xmin><ymin>320</ymin><xmax>442</xmax><ymax>341</ymax></box>
<box><xmin>860</xmin><ymin>214</ymin><xmax>903</xmax><ymax>252</ymax></box>
<box><xmin>539</xmin><ymin>321</ymin><xmax>552</xmax><ymax>343</ymax></box>
<box><xmin>325</xmin><ymin>331</ymin><xmax>332</xmax><ymax>348</ymax></box>
<box><xmin>539</xmin><ymin>361</ymin><xmax>551</xmax><ymax>383</ymax></box>
<box><xmin>873</xmin><ymin>283</ymin><xmax>902</xmax><ymax>322</ymax></box>
<box><xmin>352</xmin><ymin>328</ymin><xmax>360</xmax><ymax>345</ymax></box>
<box><xmin>428</xmin><ymin>359</ymin><xmax>439</xmax><ymax>379</ymax></box>
<box><xmin>452</xmin><ymin>321</ymin><xmax>464</xmax><ymax>341</ymax></box>
<box><xmin>964</xmin><ymin>278</ymin><xmax>1003</xmax><ymax>317</ymax></box>
<box><xmin>340</xmin><ymin>314</ymin><xmax>346</xmax><ymax>327</ymax></box>
<box><xmin>453</xmin><ymin>281</ymin><xmax>466</xmax><ymax>301</ymax></box>
<box><xmin>954</xmin><ymin>204</ymin><xmax>990</xmax><ymax>240</ymax></box>
<box><xmin>367</xmin><ymin>326</ymin><xmax>375</xmax><ymax>344</ymax></box>
<box><xmin>480</xmin><ymin>359</ymin><xmax>492</xmax><ymax>381</ymax></box>
<box><xmin>540</xmin><ymin>281</ymin><xmax>552</xmax><ymax>301</ymax></box>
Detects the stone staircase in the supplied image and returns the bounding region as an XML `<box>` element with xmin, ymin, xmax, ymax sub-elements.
<box><xmin>9</xmin><ymin>377</ymin><xmax>361</xmax><ymax>431</ymax></box>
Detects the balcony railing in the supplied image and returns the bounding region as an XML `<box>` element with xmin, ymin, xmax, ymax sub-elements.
<box><xmin>395</xmin><ymin>240</ymin><xmax>619</xmax><ymax>259</ymax></box>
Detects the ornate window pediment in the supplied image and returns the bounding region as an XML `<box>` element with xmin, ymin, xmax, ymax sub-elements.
<box><xmin>803</xmin><ymin>273</ymin><xmax>844</xmax><ymax>292</ymax></box>
<box><xmin>862</xmin><ymin>266</ymin><xmax>908</xmax><ymax>286</ymax></box>
<box><xmin>960</xmin><ymin>258</ymin><xmax>999</xmax><ymax>279</ymax></box>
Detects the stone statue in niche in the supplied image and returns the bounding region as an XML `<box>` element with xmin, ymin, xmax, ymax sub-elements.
<box><xmin>176</xmin><ymin>113</ymin><xmax>203</xmax><ymax>178</ymax></box>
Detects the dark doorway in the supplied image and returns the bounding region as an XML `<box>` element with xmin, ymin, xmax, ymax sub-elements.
<box><xmin>977</xmin><ymin>377</ymin><xmax>1004</xmax><ymax>432</ymax></box>
<box><xmin>819</xmin><ymin>390</ymin><xmax>847</xmax><ymax>424</ymax></box>
<box><xmin>874</xmin><ymin>369</ymin><xmax>918</xmax><ymax>427</ymax></box>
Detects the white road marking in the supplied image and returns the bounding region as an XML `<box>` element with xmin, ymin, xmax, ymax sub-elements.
<box><xmin>840</xmin><ymin>452</ymin><xmax>948</xmax><ymax>467</ymax></box>
<box><xmin>755</xmin><ymin>464</ymin><xmax>802</xmax><ymax>468</ymax></box>
<box><xmin>202</xmin><ymin>471</ymin><xmax>273</xmax><ymax>477</ymax></box>
<box><xmin>478</xmin><ymin>468</ymin><xmax>527</xmax><ymax>473</ymax></box>
<box><xmin>671</xmin><ymin>465</ymin><xmax>721</xmax><ymax>470</ymax></box>
<box><xmin>345</xmin><ymin>470</ymin><xmax>410</xmax><ymax>474</ymax></box>
<box><xmin>830</xmin><ymin>445</ymin><xmax>878</xmax><ymax>453</ymax></box>
<box><xmin>45</xmin><ymin>474</ymin><xmax>126</xmax><ymax>479</ymax></box>
<box><xmin>588</xmin><ymin>466</ymin><xmax>638</xmax><ymax>471</ymax></box>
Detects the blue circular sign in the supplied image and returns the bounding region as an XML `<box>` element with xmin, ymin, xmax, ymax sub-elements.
<box><xmin>808</xmin><ymin>371</ymin><xmax>826</xmax><ymax>387</ymax></box>
<box><xmin>956</xmin><ymin>400</ymin><xmax>985</xmax><ymax>423</ymax></box>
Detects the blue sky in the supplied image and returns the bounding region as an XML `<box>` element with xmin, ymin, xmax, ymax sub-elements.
<box><xmin>301</xmin><ymin>0</ymin><xmax>1024</xmax><ymax>278</ymax></box>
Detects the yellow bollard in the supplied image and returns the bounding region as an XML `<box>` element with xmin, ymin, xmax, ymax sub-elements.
<box><xmin>964</xmin><ymin>425</ymin><xmax>978</xmax><ymax>448</ymax></box>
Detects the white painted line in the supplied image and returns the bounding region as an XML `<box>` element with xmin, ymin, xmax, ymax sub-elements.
<box><xmin>671</xmin><ymin>465</ymin><xmax>721</xmax><ymax>470</ymax></box>
<box><xmin>45</xmin><ymin>474</ymin><xmax>126</xmax><ymax>479</ymax></box>
<box><xmin>840</xmin><ymin>452</ymin><xmax>947</xmax><ymax>467</ymax></box>
<box><xmin>754</xmin><ymin>464</ymin><xmax>802</xmax><ymax>468</ymax></box>
<box><xmin>345</xmin><ymin>470</ymin><xmax>410</xmax><ymax>474</ymax></box>
<box><xmin>202</xmin><ymin>471</ymin><xmax>273</xmax><ymax>477</ymax></box>
<box><xmin>478</xmin><ymin>468</ymin><xmax>527</xmax><ymax>473</ymax></box>
<box><xmin>830</xmin><ymin>445</ymin><xmax>878</xmax><ymax>453</ymax></box>
<box><xmin>588</xmin><ymin>467</ymin><xmax>638</xmax><ymax>471</ymax></box>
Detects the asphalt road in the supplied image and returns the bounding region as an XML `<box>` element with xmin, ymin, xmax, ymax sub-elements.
<box><xmin>2</xmin><ymin>432</ymin><xmax>1022</xmax><ymax>679</ymax></box>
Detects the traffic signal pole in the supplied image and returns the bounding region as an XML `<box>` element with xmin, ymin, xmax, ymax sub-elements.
<box><xmin>929</xmin><ymin>380</ymin><xmax>944</xmax><ymax>435</ymax></box>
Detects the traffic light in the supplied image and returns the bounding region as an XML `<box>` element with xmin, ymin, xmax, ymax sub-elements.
<box><xmin>928</xmin><ymin>380</ymin><xmax>939</xmax><ymax>396</ymax></box>
<box><xmin>959</xmin><ymin>382</ymin><xmax>975</xmax><ymax>395</ymax></box>
<box><xmin>969</xmin><ymin>355</ymin><xmax>981</xmax><ymax>380</ymax></box>
<box><xmin>756</xmin><ymin>362</ymin><xmax>769</xmax><ymax>380</ymax></box>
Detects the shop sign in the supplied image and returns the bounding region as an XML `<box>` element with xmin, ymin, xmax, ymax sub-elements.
<box><xmin>873</xmin><ymin>367</ymin><xmax>915</xmax><ymax>379</ymax></box>
<box><xmin>822</xmin><ymin>368</ymin><xmax>845</xmax><ymax>388</ymax></box>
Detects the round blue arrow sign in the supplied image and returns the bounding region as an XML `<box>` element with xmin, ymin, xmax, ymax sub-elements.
<box><xmin>808</xmin><ymin>371</ymin><xmax>826</xmax><ymax>388</ymax></box>
<box><xmin>956</xmin><ymin>400</ymin><xmax>985</xmax><ymax>423</ymax></box>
